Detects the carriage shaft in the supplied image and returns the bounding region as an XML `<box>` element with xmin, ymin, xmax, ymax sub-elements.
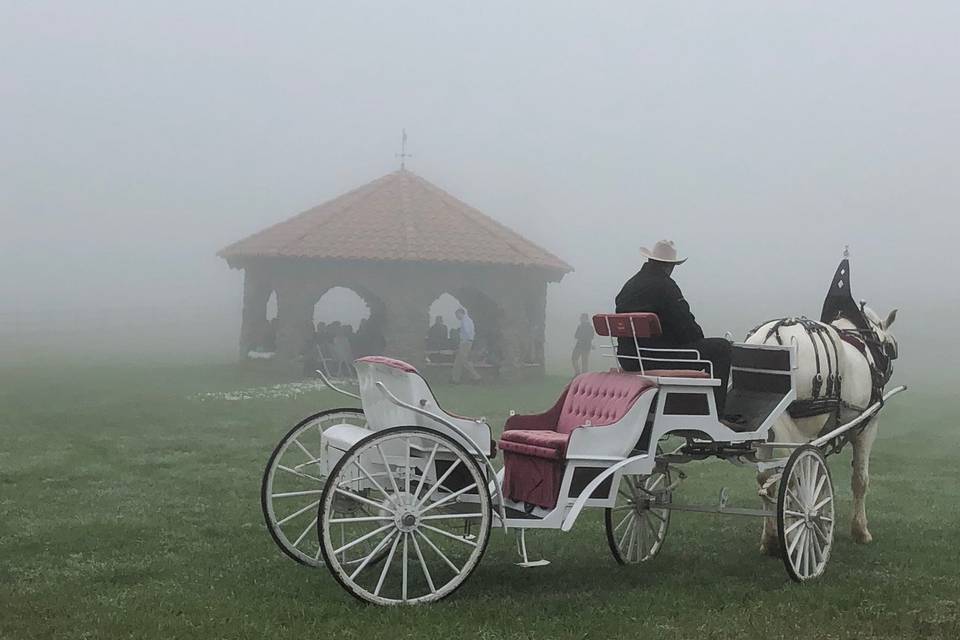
<box><xmin>660</xmin><ymin>503</ymin><xmax>771</xmax><ymax>518</ymax></box>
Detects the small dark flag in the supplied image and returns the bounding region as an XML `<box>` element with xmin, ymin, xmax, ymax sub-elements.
<box><xmin>820</xmin><ymin>255</ymin><xmax>868</xmax><ymax>331</ymax></box>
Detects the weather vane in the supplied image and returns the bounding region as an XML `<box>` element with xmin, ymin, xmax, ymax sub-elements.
<box><xmin>396</xmin><ymin>129</ymin><xmax>412</xmax><ymax>170</ymax></box>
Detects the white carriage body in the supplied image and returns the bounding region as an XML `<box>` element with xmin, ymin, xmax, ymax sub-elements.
<box><xmin>264</xmin><ymin>310</ymin><xmax>904</xmax><ymax>602</ymax></box>
<box><xmin>315</xmin><ymin>315</ymin><xmax>801</xmax><ymax>534</ymax></box>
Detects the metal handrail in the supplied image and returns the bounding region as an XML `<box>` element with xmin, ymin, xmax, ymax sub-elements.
<box><xmin>597</xmin><ymin>343</ymin><xmax>714</xmax><ymax>378</ymax></box>
<box><xmin>315</xmin><ymin>369</ymin><xmax>360</xmax><ymax>400</ymax></box>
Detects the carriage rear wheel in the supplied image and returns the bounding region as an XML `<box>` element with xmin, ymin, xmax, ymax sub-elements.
<box><xmin>777</xmin><ymin>444</ymin><xmax>835</xmax><ymax>582</ymax></box>
<box><xmin>260</xmin><ymin>408</ymin><xmax>366</xmax><ymax>567</ymax></box>
<box><xmin>318</xmin><ymin>427</ymin><xmax>492</xmax><ymax>605</ymax></box>
<box><xmin>604</xmin><ymin>463</ymin><xmax>672</xmax><ymax>565</ymax></box>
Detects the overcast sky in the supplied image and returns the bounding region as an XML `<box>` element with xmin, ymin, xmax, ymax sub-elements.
<box><xmin>2</xmin><ymin>1</ymin><xmax>957</xmax><ymax>373</ymax></box>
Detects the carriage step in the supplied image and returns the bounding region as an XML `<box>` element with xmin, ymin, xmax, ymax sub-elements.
<box><xmin>514</xmin><ymin>530</ymin><xmax>550</xmax><ymax>568</ymax></box>
<box><xmin>516</xmin><ymin>559</ymin><xmax>551</xmax><ymax>568</ymax></box>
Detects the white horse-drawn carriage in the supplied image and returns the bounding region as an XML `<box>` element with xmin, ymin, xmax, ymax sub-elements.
<box><xmin>260</xmin><ymin>260</ymin><xmax>905</xmax><ymax>605</ymax></box>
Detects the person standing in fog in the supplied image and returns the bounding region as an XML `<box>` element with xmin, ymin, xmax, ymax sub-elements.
<box><xmin>452</xmin><ymin>308</ymin><xmax>481</xmax><ymax>384</ymax></box>
<box><xmin>571</xmin><ymin>313</ymin><xmax>594</xmax><ymax>375</ymax></box>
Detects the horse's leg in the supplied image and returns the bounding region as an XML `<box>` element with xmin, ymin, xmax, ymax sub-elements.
<box><xmin>850</xmin><ymin>416</ymin><xmax>879</xmax><ymax>543</ymax></box>
<box><xmin>756</xmin><ymin>414</ymin><xmax>812</xmax><ymax>557</ymax></box>
<box><xmin>757</xmin><ymin>467</ymin><xmax>780</xmax><ymax>556</ymax></box>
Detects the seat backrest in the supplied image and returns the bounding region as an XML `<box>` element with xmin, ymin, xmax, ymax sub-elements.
<box><xmin>592</xmin><ymin>313</ymin><xmax>662</xmax><ymax>338</ymax></box>
<box><xmin>354</xmin><ymin>357</ymin><xmax>493</xmax><ymax>456</ymax></box>
<box><xmin>556</xmin><ymin>372</ymin><xmax>656</xmax><ymax>434</ymax></box>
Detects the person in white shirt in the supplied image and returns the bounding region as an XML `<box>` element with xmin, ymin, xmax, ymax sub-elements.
<box><xmin>452</xmin><ymin>308</ymin><xmax>481</xmax><ymax>383</ymax></box>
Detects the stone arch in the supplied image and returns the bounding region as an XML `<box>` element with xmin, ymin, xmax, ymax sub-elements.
<box><xmin>423</xmin><ymin>286</ymin><xmax>504</xmax><ymax>373</ymax></box>
<box><xmin>313</xmin><ymin>286</ymin><xmax>371</xmax><ymax>329</ymax></box>
<box><xmin>428</xmin><ymin>292</ymin><xmax>461</xmax><ymax>331</ymax></box>
<box><xmin>311</xmin><ymin>284</ymin><xmax>388</xmax><ymax>360</ymax></box>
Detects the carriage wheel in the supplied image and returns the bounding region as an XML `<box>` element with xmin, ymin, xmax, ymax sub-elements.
<box><xmin>319</xmin><ymin>427</ymin><xmax>491</xmax><ymax>605</ymax></box>
<box><xmin>260</xmin><ymin>408</ymin><xmax>366</xmax><ymax>567</ymax></box>
<box><xmin>604</xmin><ymin>464</ymin><xmax>672</xmax><ymax>565</ymax></box>
<box><xmin>777</xmin><ymin>444</ymin><xmax>835</xmax><ymax>582</ymax></box>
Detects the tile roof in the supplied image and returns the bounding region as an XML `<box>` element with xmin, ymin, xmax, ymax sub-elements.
<box><xmin>218</xmin><ymin>170</ymin><xmax>572</xmax><ymax>275</ymax></box>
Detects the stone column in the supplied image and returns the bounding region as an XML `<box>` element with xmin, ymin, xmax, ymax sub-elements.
<box><xmin>529</xmin><ymin>280</ymin><xmax>548</xmax><ymax>366</ymax></box>
<box><xmin>238</xmin><ymin>267</ymin><xmax>272</xmax><ymax>358</ymax></box>
<box><xmin>276</xmin><ymin>280</ymin><xmax>314</xmax><ymax>360</ymax></box>
<box><xmin>376</xmin><ymin>268</ymin><xmax>437</xmax><ymax>368</ymax></box>
<box><xmin>492</xmin><ymin>274</ymin><xmax>548</xmax><ymax>379</ymax></box>
<box><xmin>382</xmin><ymin>290</ymin><xmax>431</xmax><ymax>368</ymax></box>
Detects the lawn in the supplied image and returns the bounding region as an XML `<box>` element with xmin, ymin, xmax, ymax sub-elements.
<box><xmin>1</xmin><ymin>363</ymin><xmax>958</xmax><ymax>639</ymax></box>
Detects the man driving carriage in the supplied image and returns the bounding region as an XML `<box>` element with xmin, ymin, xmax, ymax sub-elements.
<box><xmin>615</xmin><ymin>239</ymin><xmax>732</xmax><ymax>413</ymax></box>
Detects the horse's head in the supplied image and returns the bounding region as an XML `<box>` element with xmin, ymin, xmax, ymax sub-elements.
<box><xmin>860</xmin><ymin>301</ymin><xmax>899</xmax><ymax>360</ymax></box>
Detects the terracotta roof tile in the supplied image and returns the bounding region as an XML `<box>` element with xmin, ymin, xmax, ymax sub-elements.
<box><xmin>218</xmin><ymin>170</ymin><xmax>572</xmax><ymax>274</ymax></box>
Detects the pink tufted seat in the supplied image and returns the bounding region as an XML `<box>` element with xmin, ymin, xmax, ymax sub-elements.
<box><xmin>555</xmin><ymin>372</ymin><xmax>656</xmax><ymax>433</ymax></box>
<box><xmin>498</xmin><ymin>372</ymin><xmax>656</xmax><ymax>508</ymax></box>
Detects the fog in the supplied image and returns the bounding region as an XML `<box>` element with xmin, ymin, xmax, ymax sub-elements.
<box><xmin>2</xmin><ymin>1</ymin><xmax>958</xmax><ymax>385</ymax></box>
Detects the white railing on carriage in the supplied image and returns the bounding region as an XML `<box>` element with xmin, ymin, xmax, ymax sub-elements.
<box><xmin>597</xmin><ymin>344</ymin><xmax>715</xmax><ymax>378</ymax></box>
<box><xmin>315</xmin><ymin>369</ymin><xmax>361</xmax><ymax>400</ymax></box>
<box><xmin>597</xmin><ymin>314</ymin><xmax>715</xmax><ymax>378</ymax></box>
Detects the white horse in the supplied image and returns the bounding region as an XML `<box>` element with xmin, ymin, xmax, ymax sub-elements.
<box><xmin>746</xmin><ymin>304</ymin><xmax>898</xmax><ymax>555</ymax></box>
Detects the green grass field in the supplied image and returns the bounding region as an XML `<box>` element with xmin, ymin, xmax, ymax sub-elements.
<box><xmin>1</xmin><ymin>363</ymin><xmax>958</xmax><ymax>639</ymax></box>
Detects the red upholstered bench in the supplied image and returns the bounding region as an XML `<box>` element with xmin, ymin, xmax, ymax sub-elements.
<box><xmin>498</xmin><ymin>372</ymin><xmax>656</xmax><ymax>509</ymax></box>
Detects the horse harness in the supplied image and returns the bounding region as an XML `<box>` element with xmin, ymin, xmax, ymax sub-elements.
<box><xmin>747</xmin><ymin>316</ymin><xmax>886</xmax><ymax>453</ymax></box>
<box><xmin>834</xmin><ymin>324</ymin><xmax>895</xmax><ymax>405</ymax></box>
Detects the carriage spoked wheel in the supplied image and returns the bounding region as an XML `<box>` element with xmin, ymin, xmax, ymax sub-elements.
<box><xmin>260</xmin><ymin>408</ymin><xmax>367</xmax><ymax>567</ymax></box>
<box><xmin>318</xmin><ymin>427</ymin><xmax>492</xmax><ymax>605</ymax></box>
<box><xmin>604</xmin><ymin>463</ymin><xmax>672</xmax><ymax>564</ymax></box>
<box><xmin>777</xmin><ymin>444</ymin><xmax>835</xmax><ymax>582</ymax></box>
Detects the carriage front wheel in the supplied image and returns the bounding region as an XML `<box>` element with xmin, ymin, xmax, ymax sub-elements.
<box><xmin>604</xmin><ymin>463</ymin><xmax>672</xmax><ymax>565</ymax></box>
<box><xmin>318</xmin><ymin>426</ymin><xmax>492</xmax><ymax>605</ymax></box>
<box><xmin>777</xmin><ymin>444</ymin><xmax>835</xmax><ymax>582</ymax></box>
<box><xmin>260</xmin><ymin>408</ymin><xmax>367</xmax><ymax>567</ymax></box>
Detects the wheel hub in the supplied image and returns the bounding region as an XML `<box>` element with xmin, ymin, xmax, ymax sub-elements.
<box><xmin>394</xmin><ymin>508</ymin><xmax>419</xmax><ymax>532</ymax></box>
<box><xmin>390</xmin><ymin>491</ymin><xmax>420</xmax><ymax>532</ymax></box>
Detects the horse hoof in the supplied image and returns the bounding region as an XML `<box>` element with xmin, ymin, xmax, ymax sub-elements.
<box><xmin>852</xmin><ymin>528</ymin><xmax>873</xmax><ymax>544</ymax></box>
<box><xmin>759</xmin><ymin>541</ymin><xmax>781</xmax><ymax>557</ymax></box>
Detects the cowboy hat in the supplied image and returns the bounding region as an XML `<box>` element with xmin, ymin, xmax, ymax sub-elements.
<box><xmin>639</xmin><ymin>239</ymin><xmax>687</xmax><ymax>264</ymax></box>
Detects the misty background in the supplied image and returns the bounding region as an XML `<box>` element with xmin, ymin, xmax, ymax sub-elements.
<box><xmin>2</xmin><ymin>1</ymin><xmax>957</xmax><ymax>386</ymax></box>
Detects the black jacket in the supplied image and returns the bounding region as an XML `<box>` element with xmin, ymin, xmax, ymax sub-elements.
<box><xmin>615</xmin><ymin>262</ymin><xmax>704</xmax><ymax>350</ymax></box>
